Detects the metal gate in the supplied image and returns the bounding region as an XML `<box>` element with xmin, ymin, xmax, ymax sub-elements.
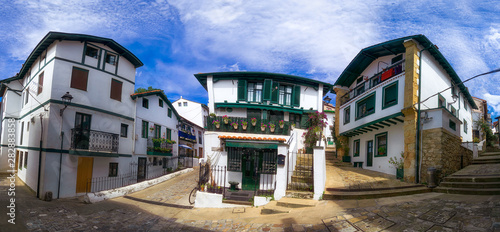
<box><xmin>287</xmin><ymin>151</ymin><xmax>314</xmax><ymax>191</ymax></box>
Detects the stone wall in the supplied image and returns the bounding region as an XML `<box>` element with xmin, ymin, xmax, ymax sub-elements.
<box><xmin>420</xmin><ymin>128</ymin><xmax>473</xmax><ymax>183</ymax></box>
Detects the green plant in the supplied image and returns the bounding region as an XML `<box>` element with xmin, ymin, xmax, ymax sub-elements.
<box><xmin>279</xmin><ymin>120</ymin><xmax>284</xmax><ymax>126</ymax></box>
<box><xmin>388</xmin><ymin>151</ymin><xmax>404</xmax><ymax>169</ymax></box>
<box><xmin>291</xmin><ymin>123</ymin><xmax>296</xmax><ymax>128</ymax></box>
<box><xmin>212</xmin><ymin>120</ymin><xmax>220</xmax><ymax>125</ymax></box>
<box><xmin>261</xmin><ymin>123</ymin><xmax>267</xmax><ymax>128</ymax></box>
<box><xmin>268</xmin><ymin>122</ymin><xmax>276</xmax><ymax>129</ymax></box>
<box><xmin>251</xmin><ymin>118</ymin><xmax>257</xmax><ymax>124</ymax></box>
<box><xmin>241</xmin><ymin>120</ymin><xmax>248</xmax><ymax>126</ymax></box>
<box><xmin>302</xmin><ymin>111</ymin><xmax>328</xmax><ymax>148</ymax></box>
<box><xmin>209</xmin><ymin>113</ymin><xmax>216</xmax><ymax>117</ymax></box>
<box><xmin>473</xmin><ymin>137</ymin><xmax>480</xmax><ymax>143</ymax></box>
<box><xmin>378</xmin><ymin>146</ymin><xmax>386</xmax><ymax>155</ymax></box>
<box><xmin>477</xmin><ymin>119</ymin><xmax>498</xmax><ymax>147</ymax></box>
<box><xmin>231</xmin><ymin>122</ymin><xmax>238</xmax><ymax>127</ymax></box>
<box><xmin>134</xmin><ymin>86</ymin><xmax>160</xmax><ymax>93</ymax></box>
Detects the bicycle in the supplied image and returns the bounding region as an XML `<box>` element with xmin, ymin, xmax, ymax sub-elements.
<box><xmin>188</xmin><ymin>183</ymin><xmax>200</xmax><ymax>204</ymax></box>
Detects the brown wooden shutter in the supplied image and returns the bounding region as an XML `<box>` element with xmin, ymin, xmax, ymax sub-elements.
<box><xmin>70</xmin><ymin>67</ymin><xmax>89</xmax><ymax>91</ymax></box>
<box><xmin>110</xmin><ymin>79</ymin><xmax>122</xmax><ymax>101</ymax></box>
<box><xmin>37</xmin><ymin>72</ymin><xmax>44</xmax><ymax>95</ymax></box>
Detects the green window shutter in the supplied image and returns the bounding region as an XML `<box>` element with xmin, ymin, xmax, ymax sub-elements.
<box><xmin>167</xmin><ymin>128</ymin><xmax>172</xmax><ymax>140</ymax></box>
<box><xmin>367</xmin><ymin>94</ymin><xmax>375</xmax><ymax>111</ymax></box>
<box><xmin>383</xmin><ymin>82</ymin><xmax>398</xmax><ymax>108</ymax></box>
<box><xmin>263</xmin><ymin>79</ymin><xmax>273</xmax><ymax>101</ymax></box>
<box><xmin>237</xmin><ymin>80</ymin><xmax>247</xmax><ymax>101</ymax></box>
<box><xmin>271</xmin><ymin>81</ymin><xmax>279</xmax><ymax>104</ymax></box>
<box><xmin>142</xmin><ymin>121</ymin><xmax>149</xmax><ymax>138</ymax></box>
<box><xmin>168</xmin><ymin>108</ymin><xmax>172</xmax><ymax>118</ymax></box>
<box><xmin>292</xmin><ymin>85</ymin><xmax>301</xmax><ymax>107</ymax></box>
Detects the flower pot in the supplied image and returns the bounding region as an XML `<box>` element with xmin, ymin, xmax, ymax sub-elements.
<box><xmin>270</xmin><ymin>127</ymin><xmax>275</xmax><ymax>132</ymax></box>
<box><xmin>215</xmin><ymin>124</ymin><xmax>220</xmax><ymax>129</ymax></box>
<box><xmin>224</xmin><ymin>119</ymin><xmax>229</xmax><ymax>124</ymax></box>
<box><xmin>396</xmin><ymin>168</ymin><xmax>404</xmax><ymax>179</ymax></box>
<box><xmin>261</xmin><ymin>126</ymin><xmax>266</xmax><ymax>132</ymax></box>
<box><xmin>279</xmin><ymin>124</ymin><xmax>284</xmax><ymax>129</ymax></box>
<box><xmin>242</xmin><ymin>125</ymin><xmax>247</xmax><ymax>130</ymax></box>
<box><xmin>251</xmin><ymin>121</ymin><xmax>256</xmax><ymax>126</ymax></box>
<box><xmin>233</xmin><ymin>124</ymin><xmax>238</xmax><ymax>129</ymax></box>
<box><xmin>291</xmin><ymin>125</ymin><xmax>295</xmax><ymax>130</ymax></box>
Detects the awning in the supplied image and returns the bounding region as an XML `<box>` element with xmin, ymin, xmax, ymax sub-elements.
<box><xmin>179</xmin><ymin>144</ymin><xmax>193</xmax><ymax>149</ymax></box>
<box><xmin>225</xmin><ymin>141</ymin><xmax>278</xmax><ymax>149</ymax></box>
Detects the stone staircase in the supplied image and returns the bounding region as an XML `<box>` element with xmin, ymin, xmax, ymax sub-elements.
<box><xmin>325</xmin><ymin>149</ymin><xmax>351</xmax><ymax>168</ymax></box>
<box><xmin>435</xmin><ymin>151</ymin><xmax>500</xmax><ymax>195</ymax></box>
<box><xmin>261</xmin><ymin>197</ymin><xmax>317</xmax><ymax>215</ymax></box>
<box><xmin>285</xmin><ymin>153</ymin><xmax>314</xmax><ymax>198</ymax></box>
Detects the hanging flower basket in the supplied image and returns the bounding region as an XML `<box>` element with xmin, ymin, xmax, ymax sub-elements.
<box><xmin>268</xmin><ymin>123</ymin><xmax>276</xmax><ymax>133</ymax></box>
<box><xmin>251</xmin><ymin>118</ymin><xmax>257</xmax><ymax>126</ymax></box>
<box><xmin>223</xmin><ymin>115</ymin><xmax>229</xmax><ymax>124</ymax></box>
<box><xmin>260</xmin><ymin>123</ymin><xmax>267</xmax><ymax>132</ymax></box>
<box><xmin>232</xmin><ymin>122</ymin><xmax>238</xmax><ymax>130</ymax></box>
<box><xmin>279</xmin><ymin>120</ymin><xmax>284</xmax><ymax>129</ymax></box>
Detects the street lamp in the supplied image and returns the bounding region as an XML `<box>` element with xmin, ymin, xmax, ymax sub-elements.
<box><xmin>324</xmin><ymin>96</ymin><xmax>332</xmax><ymax>103</ymax></box>
<box><xmin>60</xmin><ymin>92</ymin><xmax>73</xmax><ymax>116</ymax></box>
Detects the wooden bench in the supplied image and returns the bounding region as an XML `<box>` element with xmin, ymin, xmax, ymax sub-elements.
<box><xmin>353</xmin><ymin>162</ymin><xmax>363</xmax><ymax>168</ymax></box>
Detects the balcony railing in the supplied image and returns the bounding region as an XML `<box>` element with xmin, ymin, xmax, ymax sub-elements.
<box><xmin>179</xmin><ymin>131</ymin><xmax>196</xmax><ymax>142</ymax></box>
<box><xmin>147</xmin><ymin>138</ymin><xmax>174</xmax><ymax>156</ymax></box>
<box><xmin>70</xmin><ymin>129</ymin><xmax>119</xmax><ymax>153</ymax></box>
<box><xmin>205</xmin><ymin>116</ymin><xmax>292</xmax><ymax>135</ymax></box>
<box><xmin>339</xmin><ymin>60</ymin><xmax>405</xmax><ymax>106</ymax></box>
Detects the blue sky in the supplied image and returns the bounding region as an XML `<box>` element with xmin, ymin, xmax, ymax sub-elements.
<box><xmin>1</xmin><ymin>0</ymin><xmax>499</xmax><ymax>119</ymax></box>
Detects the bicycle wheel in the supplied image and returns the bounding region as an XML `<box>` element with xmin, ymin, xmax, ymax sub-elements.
<box><xmin>189</xmin><ymin>188</ymin><xmax>198</xmax><ymax>204</ymax></box>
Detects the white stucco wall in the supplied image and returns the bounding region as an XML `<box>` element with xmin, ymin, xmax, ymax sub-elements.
<box><xmin>173</xmin><ymin>97</ymin><xmax>208</xmax><ymax>128</ymax></box>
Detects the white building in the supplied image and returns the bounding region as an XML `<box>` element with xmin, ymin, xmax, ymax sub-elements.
<box><xmin>131</xmin><ymin>89</ymin><xmax>180</xmax><ymax>180</ymax></box>
<box><xmin>0</xmin><ymin>32</ymin><xmax>144</xmax><ymax>199</ymax></box>
<box><xmin>323</xmin><ymin>102</ymin><xmax>335</xmax><ymax>147</ymax></box>
<box><xmin>173</xmin><ymin>97</ymin><xmax>209</xmax><ymax>129</ymax></box>
<box><xmin>195</xmin><ymin>71</ymin><xmax>332</xmax><ymax>201</ymax></box>
<box><xmin>333</xmin><ymin>35</ymin><xmax>477</xmax><ymax>183</ymax></box>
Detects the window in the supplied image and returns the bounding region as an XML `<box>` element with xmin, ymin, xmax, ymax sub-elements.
<box><xmin>261</xmin><ymin>149</ymin><xmax>277</xmax><ymax>174</ymax></box>
<box><xmin>142</xmin><ymin>121</ymin><xmax>149</xmax><ymax>138</ymax></box>
<box><xmin>355</xmin><ymin>85</ymin><xmax>365</xmax><ymax>96</ymax></box>
<box><xmin>70</xmin><ymin>67</ymin><xmax>89</xmax><ymax>91</ymax></box>
<box><xmin>20</xmin><ymin>122</ymin><xmax>24</xmax><ymax>145</ymax></box>
<box><xmin>159</xmin><ymin>99</ymin><xmax>164</xmax><ymax>107</ymax></box>
<box><xmin>464</xmin><ymin>119</ymin><xmax>468</xmax><ymax>134</ymax></box>
<box><xmin>356</xmin><ymin>77</ymin><xmax>363</xmax><ymax>85</ymax></box>
<box><xmin>353</xmin><ymin>139</ymin><xmax>360</xmax><ymax>157</ymax></box>
<box><xmin>198</xmin><ymin>131</ymin><xmax>202</xmax><ymax>144</ymax></box>
<box><xmin>383</xmin><ymin>81</ymin><xmax>398</xmax><ymax>109</ymax></box>
<box><xmin>23</xmin><ymin>151</ymin><xmax>28</xmax><ymax>169</ymax></box>
<box><xmin>247</xmin><ymin>82</ymin><xmax>263</xmax><ymax>102</ymax></box>
<box><xmin>105</xmin><ymin>53</ymin><xmax>116</xmax><ymax>65</ymax></box>
<box><xmin>142</xmin><ymin>98</ymin><xmax>149</xmax><ymax>109</ymax></box>
<box><xmin>279</xmin><ymin>85</ymin><xmax>292</xmax><ymax>105</ymax></box>
<box><xmin>109</xmin><ymin>163</ymin><xmax>118</xmax><ymax>177</ymax></box>
<box><xmin>183</xmin><ymin>102</ymin><xmax>188</xmax><ymax>106</ymax></box>
<box><xmin>227</xmin><ymin>147</ymin><xmax>242</xmax><ymax>171</ymax></box>
<box><xmin>166</xmin><ymin>128</ymin><xmax>171</xmax><ymax>140</ymax></box>
<box><xmin>178</xmin><ymin>102</ymin><xmax>181</xmax><ymax>107</ymax></box>
<box><xmin>356</xmin><ymin>93</ymin><xmax>375</xmax><ymax>119</ymax></box>
<box><xmin>464</xmin><ymin>99</ymin><xmax>468</xmax><ymax>111</ymax></box>
<box><xmin>168</xmin><ymin>108</ymin><xmax>172</xmax><ymax>118</ymax></box>
<box><xmin>451</xmin><ymin>106</ymin><xmax>457</xmax><ymax>117</ymax></box>
<box><xmin>449</xmin><ymin>120</ymin><xmax>456</xmax><ymax>131</ymax></box>
<box><xmin>438</xmin><ymin>94</ymin><xmax>445</xmax><ymax>108</ymax></box>
<box><xmin>40</xmin><ymin>51</ymin><xmax>46</xmax><ymax>65</ymax></box>
<box><xmin>344</xmin><ymin>106</ymin><xmax>351</xmax><ymax>124</ymax></box>
<box><xmin>110</xmin><ymin>79</ymin><xmax>122</xmax><ymax>101</ymax></box>
<box><xmin>153</xmin><ymin>157</ymin><xmax>158</xmax><ymax>166</ymax></box>
<box><xmin>85</xmin><ymin>46</ymin><xmax>98</xmax><ymax>58</ymax></box>
<box><xmin>391</xmin><ymin>54</ymin><xmax>403</xmax><ymax>64</ymax></box>
<box><xmin>154</xmin><ymin>125</ymin><xmax>161</xmax><ymax>138</ymax></box>
<box><xmin>19</xmin><ymin>152</ymin><xmax>23</xmax><ymax>170</ymax></box>
<box><xmin>120</xmin><ymin>124</ymin><xmax>128</xmax><ymax>137</ymax></box>
<box><xmin>25</xmin><ymin>90</ymin><xmax>29</xmax><ymax>104</ymax></box>
<box><xmin>375</xmin><ymin>132</ymin><xmax>387</xmax><ymax>157</ymax></box>
<box><xmin>38</xmin><ymin>72</ymin><xmax>44</xmax><ymax>95</ymax></box>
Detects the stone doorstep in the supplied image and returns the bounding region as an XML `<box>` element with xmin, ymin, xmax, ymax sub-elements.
<box><xmin>222</xmin><ymin>199</ymin><xmax>253</xmax><ymax>206</ymax></box>
<box><xmin>433</xmin><ymin>187</ymin><xmax>500</xmax><ymax>195</ymax></box>
<box><xmin>276</xmin><ymin>197</ymin><xmax>317</xmax><ymax>208</ymax></box>
<box><xmin>323</xmin><ymin>186</ymin><xmax>431</xmax><ymax>200</ymax></box>
<box><xmin>444</xmin><ymin>176</ymin><xmax>500</xmax><ymax>182</ymax></box>
<box><xmin>479</xmin><ymin>152</ymin><xmax>500</xmax><ymax>157</ymax></box>
<box><xmin>439</xmin><ymin>181</ymin><xmax>500</xmax><ymax>188</ymax></box>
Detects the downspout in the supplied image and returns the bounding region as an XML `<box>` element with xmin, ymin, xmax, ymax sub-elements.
<box><xmin>37</xmin><ymin>113</ymin><xmax>44</xmax><ymax>199</ymax></box>
<box><xmin>416</xmin><ymin>45</ymin><xmax>433</xmax><ymax>183</ymax></box>
<box><xmin>57</xmin><ymin>110</ymin><xmax>64</xmax><ymax>199</ymax></box>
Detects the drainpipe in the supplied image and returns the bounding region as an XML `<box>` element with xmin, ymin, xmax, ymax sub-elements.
<box><xmin>36</xmin><ymin>113</ymin><xmax>45</xmax><ymax>199</ymax></box>
<box><xmin>416</xmin><ymin>45</ymin><xmax>434</xmax><ymax>183</ymax></box>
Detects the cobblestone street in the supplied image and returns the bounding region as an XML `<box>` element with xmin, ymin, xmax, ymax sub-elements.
<box><xmin>1</xmin><ymin>171</ymin><xmax>500</xmax><ymax>232</ymax></box>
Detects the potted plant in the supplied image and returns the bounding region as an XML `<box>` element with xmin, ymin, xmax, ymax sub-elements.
<box><xmin>291</xmin><ymin>123</ymin><xmax>296</xmax><ymax>130</ymax></box>
<box><xmin>209</xmin><ymin>113</ymin><xmax>216</xmax><ymax>118</ymax></box>
<box><xmin>378</xmin><ymin>146</ymin><xmax>386</xmax><ymax>156</ymax></box>
<box><xmin>260</xmin><ymin>123</ymin><xmax>267</xmax><ymax>132</ymax></box>
<box><xmin>342</xmin><ymin>146</ymin><xmax>351</xmax><ymax>162</ymax></box>
<box><xmin>231</xmin><ymin>122</ymin><xmax>238</xmax><ymax>130</ymax></box>
<box><xmin>213</xmin><ymin>119</ymin><xmax>220</xmax><ymax>129</ymax></box>
<box><xmin>251</xmin><ymin>118</ymin><xmax>257</xmax><ymax>126</ymax></box>
<box><xmin>269</xmin><ymin>122</ymin><xmax>276</xmax><ymax>132</ymax></box>
<box><xmin>389</xmin><ymin>151</ymin><xmax>404</xmax><ymax>179</ymax></box>
<box><xmin>222</xmin><ymin>115</ymin><xmax>229</xmax><ymax>124</ymax></box>
<box><xmin>241</xmin><ymin>120</ymin><xmax>248</xmax><ymax>130</ymax></box>
<box><xmin>279</xmin><ymin>120</ymin><xmax>284</xmax><ymax>128</ymax></box>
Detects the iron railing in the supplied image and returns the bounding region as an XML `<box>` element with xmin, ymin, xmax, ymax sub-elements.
<box><xmin>205</xmin><ymin>116</ymin><xmax>293</xmax><ymax>135</ymax></box>
<box><xmin>199</xmin><ymin>165</ymin><xmax>226</xmax><ymax>196</ymax></box>
<box><xmin>71</xmin><ymin>129</ymin><xmax>119</xmax><ymax>153</ymax></box>
<box><xmin>339</xmin><ymin>60</ymin><xmax>405</xmax><ymax>106</ymax></box>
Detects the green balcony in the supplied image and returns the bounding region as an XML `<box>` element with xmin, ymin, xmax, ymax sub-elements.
<box><xmin>206</xmin><ymin>116</ymin><xmax>300</xmax><ymax>135</ymax></box>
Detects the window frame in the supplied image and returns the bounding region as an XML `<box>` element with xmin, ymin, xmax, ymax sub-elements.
<box><xmin>168</xmin><ymin>108</ymin><xmax>172</xmax><ymax>118</ymax></box>
<box><xmin>142</xmin><ymin>120</ymin><xmax>149</xmax><ymax>138</ymax></box>
<box><xmin>166</xmin><ymin>128</ymin><xmax>171</xmax><ymax>140</ymax></box>
<box><xmin>198</xmin><ymin>131</ymin><xmax>202</xmax><ymax>144</ymax></box>
<box><xmin>353</xmin><ymin>139</ymin><xmax>360</xmax><ymax>157</ymax></box>
<box><xmin>374</xmin><ymin>132</ymin><xmax>388</xmax><ymax>157</ymax></box>
<box><xmin>108</xmin><ymin>163</ymin><xmax>118</xmax><ymax>177</ymax></box>
<box><xmin>159</xmin><ymin>99</ymin><xmax>164</xmax><ymax>108</ymax></box>
<box><xmin>85</xmin><ymin>45</ymin><xmax>99</xmax><ymax>59</ymax></box>
<box><xmin>247</xmin><ymin>82</ymin><xmax>263</xmax><ymax>102</ymax></box>
<box><xmin>278</xmin><ymin>85</ymin><xmax>293</xmax><ymax>106</ymax></box>
<box><xmin>37</xmin><ymin>72</ymin><xmax>44</xmax><ymax>95</ymax></box>
<box><xmin>450</xmin><ymin>106</ymin><xmax>457</xmax><ymax>117</ymax></box>
<box><xmin>463</xmin><ymin>119</ymin><xmax>467</xmax><ymax>134</ymax></box>
<box><xmin>70</xmin><ymin>66</ymin><xmax>89</xmax><ymax>91</ymax></box>
<box><xmin>438</xmin><ymin>93</ymin><xmax>446</xmax><ymax>108</ymax></box>
<box><xmin>355</xmin><ymin>93</ymin><xmax>376</xmax><ymax>120</ymax></box>
<box><xmin>344</xmin><ymin>106</ymin><xmax>351</xmax><ymax>125</ymax></box>
<box><xmin>110</xmin><ymin>79</ymin><xmax>122</xmax><ymax>101</ymax></box>
<box><xmin>382</xmin><ymin>80</ymin><xmax>398</xmax><ymax>109</ymax></box>
<box><xmin>105</xmin><ymin>53</ymin><xmax>117</xmax><ymax>65</ymax></box>
<box><xmin>120</xmin><ymin>124</ymin><xmax>128</xmax><ymax>138</ymax></box>
<box><xmin>142</xmin><ymin>98</ymin><xmax>149</xmax><ymax>109</ymax></box>
<box><xmin>23</xmin><ymin>151</ymin><xmax>28</xmax><ymax>169</ymax></box>
<box><xmin>183</xmin><ymin>102</ymin><xmax>187</xmax><ymax>106</ymax></box>
<box><xmin>449</xmin><ymin>120</ymin><xmax>456</xmax><ymax>131</ymax></box>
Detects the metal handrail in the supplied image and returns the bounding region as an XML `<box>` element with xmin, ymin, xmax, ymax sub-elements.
<box><xmin>70</xmin><ymin>129</ymin><xmax>119</xmax><ymax>152</ymax></box>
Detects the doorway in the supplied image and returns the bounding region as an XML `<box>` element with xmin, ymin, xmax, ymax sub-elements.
<box><xmin>74</xmin><ymin>113</ymin><xmax>91</xmax><ymax>149</ymax></box>
<box><xmin>366</xmin><ymin>140</ymin><xmax>373</xmax><ymax>167</ymax></box>
<box><xmin>137</xmin><ymin>157</ymin><xmax>147</xmax><ymax>182</ymax></box>
<box><xmin>76</xmin><ymin>157</ymin><xmax>94</xmax><ymax>193</ymax></box>
<box><xmin>241</xmin><ymin>150</ymin><xmax>259</xmax><ymax>191</ymax></box>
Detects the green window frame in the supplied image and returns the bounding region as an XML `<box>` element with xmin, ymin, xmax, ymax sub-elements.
<box><xmin>142</xmin><ymin>98</ymin><xmax>149</xmax><ymax>109</ymax></box>
<box><xmin>278</xmin><ymin>85</ymin><xmax>293</xmax><ymax>105</ymax></box>
<box><xmin>141</xmin><ymin>120</ymin><xmax>149</xmax><ymax>138</ymax></box>
<box><xmin>450</xmin><ymin>106</ymin><xmax>457</xmax><ymax>117</ymax></box>
<box><xmin>374</xmin><ymin>132</ymin><xmax>387</xmax><ymax>157</ymax></box>
<box><xmin>344</xmin><ymin>106</ymin><xmax>351</xmax><ymax>125</ymax></box>
<box><xmin>159</xmin><ymin>99</ymin><xmax>164</xmax><ymax>107</ymax></box>
<box><xmin>247</xmin><ymin>82</ymin><xmax>263</xmax><ymax>102</ymax></box>
<box><xmin>463</xmin><ymin>119</ymin><xmax>467</xmax><ymax>134</ymax></box>
<box><xmin>449</xmin><ymin>120</ymin><xmax>456</xmax><ymax>131</ymax></box>
<box><xmin>353</xmin><ymin>139</ymin><xmax>360</xmax><ymax>157</ymax></box>
<box><xmin>438</xmin><ymin>93</ymin><xmax>446</xmax><ymax>108</ymax></box>
<box><xmin>227</xmin><ymin>147</ymin><xmax>242</xmax><ymax>171</ymax></box>
<box><xmin>166</xmin><ymin>128</ymin><xmax>172</xmax><ymax>140</ymax></box>
<box><xmin>356</xmin><ymin>93</ymin><xmax>376</xmax><ymax>120</ymax></box>
<box><xmin>382</xmin><ymin>81</ymin><xmax>398</xmax><ymax>109</ymax></box>
<box><xmin>292</xmin><ymin>85</ymin><xmax>301</xmax><ymax>107</ymax></box>
<box><xmin>168</xmin><ymin>108</ymin><xmax>172</xmax><ymax>118</ymax></box>
<box><xmin>120</xmin><ymin>123</ymin><xmax>128</xmax><ymax>137</ymax></box>
<box><xmin>154</xmin><ymin>125</ymin><xmax>161</xmax><ymax>138</ymax></box>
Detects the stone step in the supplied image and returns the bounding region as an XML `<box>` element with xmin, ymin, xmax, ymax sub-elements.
<box><xmin>276</xmin><ymin>197</ymin><xmax>317</xmax><ymax>208</ymax></box>
<box><xmin>472</xmin><ymin>159</ymin><xmax>500</xmax><ymax>164</ymax></box>
<box><xmin>292</xmin><ymin>171</ymin><xmax>313</xmax><ymax>177</ymax></box>
<box><xmin>443</xmin><ymin>176</ymin><xmax>500</xmax><ymax>183</ymax></box>
<box><xmin>433</xmin><ymin>187</ymin><xmax>500</xmax><ymax>195</ymax></box>
<box><xmin>291</xmin><ymin>175</ymin><xmax>313</xmax><ymax>183</ymax></box>
<box><xmin>295</xmin><ymin>165</ymin><xmax>313</xmax><ymax>171</ymax></box>
<box><xmin>222</xmin><ymin>199</ymin><xmax>253</xmax><ymax>206</ymax></box>
<box><xmin>439</xmin><ymin>181</ymin><xmax>500</xmax><ymax>188</ymax></box>
<box><xmin>287</xmin><ymin>182</ymin><xmax>313</xmax><ymax>191</ymax></box>
<box><xmin>323</xmin><ymin>186</ymin><xmax>431</xmax><ymax>200</ymax></box>
<box><xmin>479</xmin><ymin>152</ymin><xmax>500</xmax><ymax>157</ymax></box>
<box><xmin>285</xmin><ymin>190</ymin><xmax>314</xmax><ymax>199</ymax></box>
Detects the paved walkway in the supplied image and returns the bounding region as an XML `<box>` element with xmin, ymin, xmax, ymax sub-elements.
<box><xmin>2</xmin><ymin>169</ymin><xmax>500</xmax><ymax>231</ymax></box>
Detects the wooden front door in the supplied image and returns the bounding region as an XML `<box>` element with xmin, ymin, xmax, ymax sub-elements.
<box><xmin>366</xmin><ymin>140</ymin><xmax>373</xmax><ymax>167</ymax></box>
<box><xmin>137</xmin><ymin>157</ymin><xmax>147</xmax><ymax>182</ymax></box>
<box><xmin>76</xmin><ymin>157</ymin><xmax>94</xmax><ymax>193</ymax></box>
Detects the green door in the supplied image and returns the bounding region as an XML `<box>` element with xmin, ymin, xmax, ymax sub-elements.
<box><xmin>366</xmin><ymin>140</ymin><xmax>373</xmax><ymax>167</ymax></box>
<box><xmin>242</xmin><ymin>150</ymin><xmax>260</xmax><ymax>190</ymax></box>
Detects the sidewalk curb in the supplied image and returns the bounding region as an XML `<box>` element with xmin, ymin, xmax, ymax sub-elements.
<box><xmin>84</xmin><ymin>168</ymin><xmax>194</xmax><ymax>203</ymax></box>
